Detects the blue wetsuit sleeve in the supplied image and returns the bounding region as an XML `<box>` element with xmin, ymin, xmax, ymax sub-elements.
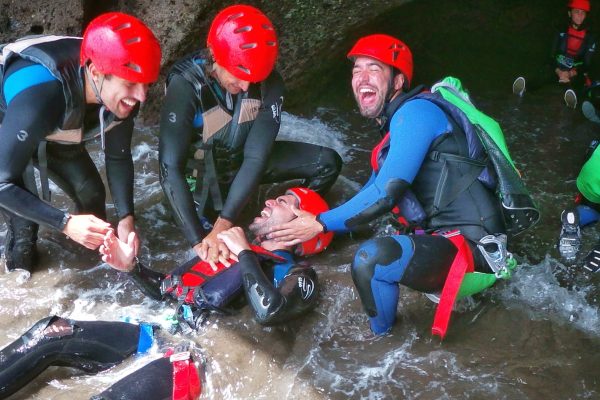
<box><xmin>319</xmin><ymin>99</ymin><xmax>450</xmax><ymax>232</ymax></box>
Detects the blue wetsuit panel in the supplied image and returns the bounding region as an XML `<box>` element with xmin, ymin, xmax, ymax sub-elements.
<box><xmin>272</xmin><ymin>249</ymin><xmax>295</xmax><ymax>287</ymax></box>
<box><xmin>577</xmin><ymin>204</ymin><xmax>600</xmax><ymax>226</ymax></box>
<box><xmin>3</xmin><ymin>64</ymin><xmax>57</xmax><ymax>105</ymax></box>
<box><xmin>192</xmin><ymin>111</ymin><xmax>203</xmax><ymax>128</ymax></box>
<box><xmin>320</xmin><ymin>99</ymin><xmax>451</xmax><ymax>232</ymax></box>
<box><xmin>368</xmin><ymin>235</ymin><xmax>414</xmax><ymax>334</ymax></box>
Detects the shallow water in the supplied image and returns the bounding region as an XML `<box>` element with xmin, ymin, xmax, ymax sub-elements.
<box><xmin>2</xmin><ymin>80</ymin><xmax>600</xmax><ymax>399</ymax></box>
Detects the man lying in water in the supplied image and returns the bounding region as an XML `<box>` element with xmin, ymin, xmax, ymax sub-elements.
<box><xmin>100</xmin><ymin>187</ymin><xmax>334</xmax><ymax>326</ymax></box>
<box><xmin>0</xmin><ymin>188</ymin><xmax>332</xmax><ymax>398</ymax></box>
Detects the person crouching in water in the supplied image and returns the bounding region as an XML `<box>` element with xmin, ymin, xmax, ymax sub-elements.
<box><xmin>100</xmin><ymin>188</ymin><xmax>333</xmax><ymax>325</ymax></box>
<box><xmin>266</xmin><ymin>34</ymin><xmax>512</xmax><ymax>337</ymax></box>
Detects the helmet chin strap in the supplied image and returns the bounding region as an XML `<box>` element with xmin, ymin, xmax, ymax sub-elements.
<box><xmin>85</xmin><ymin>66</ymin><xmax>108</xmax><ymax>151</ymax></box>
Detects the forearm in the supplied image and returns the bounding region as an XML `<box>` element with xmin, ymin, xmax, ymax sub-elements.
<box><xmin>239</xmin><ymin>250</ymin><xmax>285</xmax><ymax>324</ymax></box>
<box><xmin>160</xmin><ymin>163</ymin><xmax>206</xmax><ymax>246</ymax></box>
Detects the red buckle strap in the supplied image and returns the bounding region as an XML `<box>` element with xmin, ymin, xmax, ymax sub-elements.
<box><xmin>431</xmin><ymin>233</ymin><xmax>474</xmax><ymax>339</ymax></box>
<box><xmin>167</xmin><ymin>350</ymin><xmax>202</xmax><ymax>400</ymax></box>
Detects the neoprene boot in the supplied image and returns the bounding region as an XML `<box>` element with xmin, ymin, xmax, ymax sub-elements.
<box><xmin>558</xmin><ymin>208</ymin><xmax>581</xmax><ymax>262</ymax></box>
<box><xmin>1</xmin><ymin>210</ymin><xmax>39</xmax><ymax>274</ymax></box>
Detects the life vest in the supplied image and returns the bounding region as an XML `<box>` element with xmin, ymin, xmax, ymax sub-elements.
<box><xmin>160</xmin><ymin>245</ymin><xmax>284</xmax><ymax>331</ymax></box>
<box><xmin>166</xmin><ymin>51</ymin><xmax>263</xmax><ymax>216</ymax></box>
<box><xmin>566</xmin><ymin>26</ymin><xmax>587</xmax><ymax>57</ymax></box>
<box><xmin>556</xmin><ymin>26</ymin><xmax>593</xmax><ymax>70</ymax></box>
<box><xmin>0</xmin><ymin>35</ymin><xmax>122</xmax><ymax>144</ymax></box>
<box><xmin>373</xmin><ymin>77</ymin><xmax>539</xmax><ymax>238</ymax></box>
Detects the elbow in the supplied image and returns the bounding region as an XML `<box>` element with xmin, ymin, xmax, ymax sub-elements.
<box><xmin>345</xmin><ymin>178</ymin><xmax>409</xmax><ymax>229</ymax></box>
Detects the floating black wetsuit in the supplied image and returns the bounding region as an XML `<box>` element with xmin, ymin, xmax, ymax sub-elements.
<box><xmin>0</xmin><ymin>316</ymin><xmax>150</xmax><ymax>398</ymax></box>
<box><xmin>92</xmin><ymin>349</ymin><xmax>202</xmax><ymax>400</ymax></box>
<box><xmin>159</xmin><ymin>51</ymin><xmax>342</xmax><ymax>247</ymax></box>
<box><xmin>0</xmin><ymin>37</ymin><xmax>137</xmax><ymax>271</ymax></box>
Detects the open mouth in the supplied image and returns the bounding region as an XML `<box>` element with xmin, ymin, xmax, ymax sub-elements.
<box><xmin>120</xmin><ymin>98</ymin><xmax>138</xmax><ymax>111</ymax></box>
<box><xmin>358</xmin><ymin>86</ymin><xmax>377</xmax><ymax>107</ymax></box>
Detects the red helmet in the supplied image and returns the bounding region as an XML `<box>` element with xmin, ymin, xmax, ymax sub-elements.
<box><xmin>286</xmin><ymin>187</ymin><xmax>334</xmax><ymax>256</ymax></box>
<box><xmin>80</xmin><ymin>12</ymin><xmax>162</xmax><ymax>84</ymax></box>
<box><xmin>347</xmin><ymin>34</ymin><xmax>413</xmax><ymax>88</ymax></box>
<box><xmin>569</xmin><ymin>0</ymin><xmax>591</xmax><ymax>11</ymax></box>
<box><xmin>207</xmin><ymin>5</ymin><xmax>278</xmax><ymax>83</ymax></box>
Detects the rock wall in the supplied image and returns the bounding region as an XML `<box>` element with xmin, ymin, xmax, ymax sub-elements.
<box><xmin>0</xmin><ymin>0</ymin><xmax>410</xmax><ymax>120</ymax></box>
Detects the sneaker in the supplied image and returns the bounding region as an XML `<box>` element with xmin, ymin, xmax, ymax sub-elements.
<box><xmin>564</xmin><ymin>89</ymin><xmax>578</xmax><ymax>109</ymax></box>
<box><xmin>558</xmin><ymin>209</ymin><xmax>581</xmax><ymax>262</ymax></box>
<box><xmin>582</xmin><ymin>245</ymin><xmax>600</xmax><ymax>273</ymax></box>
<box><xmin>582</xmin><ymin>100</ymin><xmax>600</xmax><ymax>123</ymax></box>
<box><xmin>512</xmin><ymin>77</ymin><xmax>526</xmax><ymax>97</ymax></box>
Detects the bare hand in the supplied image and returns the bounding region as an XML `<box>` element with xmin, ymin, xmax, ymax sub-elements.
<box><xmin>217</xmin><ymin>227</ymin><xmax>251</xmax><ymax>257</ymax></box>
<box><xmin>195</xmin><ymin>217</ymin><xmax>234</xmax><ymax>270</ymax></box>
<box><xmin>62</xmin><ymin>214</ymin><xmax>112</xmax><ymax>249</ymax></box>
<box><xmin>99</xmin><ymin>230</ymin><xmax>136</xmax><ymax>272</ymax></box>
<box><xmin>267</xmin><ymin>205</ymin><xmax>323</xmax><ymax>246</ymax></box>
<box><xmin>557</xmin><ymin>69</ymin><xmax>571</xmax><ymax>83</ymax></box>
<box><xmin>117</xmin><ymin>215</ymin><xmax>139</xmax><ymax>256</ymax></box>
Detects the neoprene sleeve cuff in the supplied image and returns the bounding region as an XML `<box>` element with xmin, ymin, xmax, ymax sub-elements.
<box><xmin>316</xmin><ymin>214</ymin><xmax>329</xmax><ymax>233</ymax></box>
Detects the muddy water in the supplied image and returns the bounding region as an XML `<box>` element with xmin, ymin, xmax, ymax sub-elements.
<box><xmin>2</xmin><ymin>81</ymin><xmax>600</xmax><ymax>399</ymax></box>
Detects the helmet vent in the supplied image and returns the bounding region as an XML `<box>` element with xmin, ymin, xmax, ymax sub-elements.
<box><xmin>234</xmin><ymin>26</ymin><xmax>252</xmax><ymax>33</ymax></box>
<box><xmin>228</xmin><ymin>12</ymin><xmax>245</xmax><ymax>21</ymax></box>
<box><xmin>240</xmin><ymin>42</ymin><xmax>257</xmax><ymax>49</ymax></box>
<box><xmin>125</xmin><ymin>62</ymin><xmax>142</xmax><ymax>73</ymax></box>
<box><xmin>266</xmin><ymin>41</ymin><xmax>276</xmax><ymax>47</ymax></box>
<box><xmin>126</xmin><ymin>37</ymin><xmax>141</xmax><ymax>45</ymax></box>
<box><xmin>236</xmin><ymin>65</ymin><xmax>251</xmax><ymax>75</ymax></box>
<box><xmin>262</xmin><ymin>24</ymin><xmax>274</xmax><ymax>30</ymax></box>
<box><xmin>114</xmin><ymin>22</ymin><xmax>132</xmax><ymax>31</ymax></box>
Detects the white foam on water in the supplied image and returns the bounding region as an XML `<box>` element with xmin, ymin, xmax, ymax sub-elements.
<box><xmin>495</xmin><ymin>255</ymin><xmax>600</xmax><ymax>335</ymax></box>
<box><xmin>278</xmin><ymin>112</ymin><xmax>351</xmax><ymax>162</ymax></box>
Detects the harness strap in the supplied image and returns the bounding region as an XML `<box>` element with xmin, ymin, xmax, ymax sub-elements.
<box><xmin>169</xmin><ymin>350</ymin><xmax>202</xmax><ymax>400</ymax></box>
<box><xmin>431</xmin><ymin>233</ymin><xmax>474</xmax><ymax>339</ymax></box>
<box><xmin>37</xmin><ymin>140</ymin><xmax>51</xmax><ymax>202</ymax></box>
<box><xmin>428</xmin><ymin>150</ymin><xmax>488</xmax><ymax>216</ymax></box>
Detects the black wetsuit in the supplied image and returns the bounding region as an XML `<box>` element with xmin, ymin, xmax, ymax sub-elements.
<box><xmin>238</xmin><ymin>249</ymin><xmax>318</xmax><ymax>325</ymax></box>
<box><xmin>0</xmin><ymin>316</ymin><xmax>148</xmax><ymax>398</ymax></box>
<box><xmin>0</xmin><ymin>38</ymin><xmax>136</xmax><ymax>249</ymax></box>
<box><xmin>159</xmin><ymin>51</ymin><xmax>342</xmax><ymax>248</ymax></box>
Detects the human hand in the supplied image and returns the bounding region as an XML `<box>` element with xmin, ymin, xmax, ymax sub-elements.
<box><xmin>62</xmin><ymin>214</ymin><xmax>112</xmax><ymax>249</ymax></box>
<box><xmin>267</xmin><ymin>205</ymin><xmax>323</xmax><ymax>246</ymax></box>
<box><xmin>99</xmin><ymin>230</ymin><xmax>136</xmax><ymax>272</ymax></box>
<box><xmin>195</xmin><ymin>217</ymin><xmax>234</xmax><ymax>270</ymax></box>
<box><xmin>117</xmin><ymin>215</ymin><xmax>139</xmax><ymax>256</ymax></box>
<box><xmin>557</xmin><ymin>69</ymin><xmax>571</xmax><ymax>83</ymax></box>
<box><xmin>217</xmin><ymin>227</ymin><xmax>251</xmax><ymax>257</ymax></box>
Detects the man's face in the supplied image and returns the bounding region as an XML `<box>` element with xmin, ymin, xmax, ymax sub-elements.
<box><xmin>97</xmin><ymin>74</ymin><xmax>149</xmax><ymax>119</ymax></box>
<box><xmin>212</xmin><ymin>63</ymin><xmax>251</xmax><ymax>95</ymax></box>
<box><xmin>351</xmin><ymin>56</ymin><xmax>394</xmax><ymax>118</ymax></box>
<box><xmin>571</xmin><ymin>8</ymin><xmax>587</xmax><ymax>26</ymax></box>
<box><xmin>249</xmin><ymin>194</ymin><xmax>299</xmax><ymax>238</ymax></box>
